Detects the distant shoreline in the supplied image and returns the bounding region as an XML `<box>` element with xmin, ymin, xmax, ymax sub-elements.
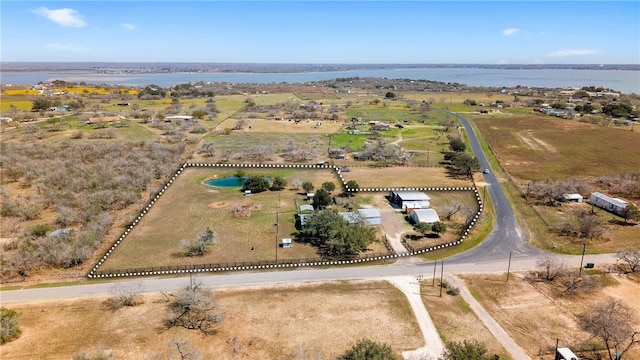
<box><xmin>1</xmin><ymin>62</ymin><xmax>639</xmax><ymax>74</ymax></box>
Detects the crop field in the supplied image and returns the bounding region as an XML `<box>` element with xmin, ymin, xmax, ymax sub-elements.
<box><xmin>99</xmin><ymin>167</ymin><xmax>391</xmax><ymax>271</ymax></box>
<box><xmin>1</xmin><ymin>281</ymin><xmax>422</xmax><ymax>359</ymax></box>
<box><xmin>473</xmin><ymin>115</ymin><xmax>640</xmax><ymax>182</ymax></box>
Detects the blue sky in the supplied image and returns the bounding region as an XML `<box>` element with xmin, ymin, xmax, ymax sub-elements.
<box><xmin>2</xmin><ymin>1</ymin><xmax>639</xmax><ymax>64</ymax></box>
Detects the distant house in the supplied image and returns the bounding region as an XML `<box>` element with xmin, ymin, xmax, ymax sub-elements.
<box><xmin>87</xmin><ymin>115</ymin><xmax>124</xmax><ymax>124</ymax></box>
<box><xmin>563</xmin><ymin>194</ymin><xmax>584</xmax><ymax>203</ymax></box>
<box><xmin>389</xmin><ymin>190</ymin><xmax>431</xmax><ymax>213</ymax></box>
<box><xmin>409</xmin><ymin>209</ymin><xmax>440</xmax><ymax>224</ymax></box>
<box><xmin>164</xmin><ymin>115</ymin><xmax>194</xmax><ymax>122</ymax></box>
<box><xmin>590</xmin><ymin>192</ymin><xmax>628</xmax><ymax>215</ymax></box>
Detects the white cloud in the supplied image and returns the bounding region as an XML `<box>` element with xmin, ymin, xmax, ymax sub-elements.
<box><xmin>46</xmin><ymin>43</ymin><xmax>90</xmax><ymax>52</ymax></box>
<box><xmin>502</xmin><ymin>28</ymin><xmax>519</xmax><ymax>36</ymax></box>
<box><xmin>33</xmin><ymin>7</ymin><xmax>86</xmax><ymax>27</ymax></box>
<box><xmin>121</xmin><ymin>23</ymin><xmax>136</xmax><ymax>30</ymax></box>
<box><xmin>547</xmin><ymin>49</ymin><xmax>597</xmax><ymax>57</ymax></box>
<box><xmin>497</xmin><ymin>59</ymin><xmax>509</xmax><ymax>64</ymax></box>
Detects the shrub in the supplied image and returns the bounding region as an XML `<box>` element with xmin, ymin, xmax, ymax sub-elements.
<box><xmin>0</xmin><ymin>307</ymin><xmax>21</xmax><ymax>344</ymax></box>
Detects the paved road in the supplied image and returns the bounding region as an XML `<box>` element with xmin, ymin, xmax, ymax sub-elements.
<box><xmin>444</xmin><ymin>111</ymin><xmax>545</xmax><ymax>264</ymax></box>
<box><xmin>0</xmin><ymin>253</ymin><xmax>616</xmax><ymax>304</ymax></box>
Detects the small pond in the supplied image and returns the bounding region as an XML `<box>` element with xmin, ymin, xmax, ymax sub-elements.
<box><xmin>205</xmin><ymin>176</ymin><xmax>272</xmax><ymax>188</ymax></box>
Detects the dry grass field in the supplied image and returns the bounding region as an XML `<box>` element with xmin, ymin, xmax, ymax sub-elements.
<box><xmin>217</xmin><ymin>117</ymin><xmax>344</xmax><ymax>134</ymax></box>
<box><xmin>1</xmin><ymin>281</ymin><xmax>423</xmax><ymax>360</ymax></box>
<box><xmin>473</xmin><ymin>116</ymin><xmax>640</xmax><ymax>182</ymax></box>
<box><xmin>342</xmin><ymin>166</ymin><xmax>474</xmax><ymax>189</ymax></box>
<box><xmin>461</xmin><ymin>272</ymin><xmax>640</xmax><ymax>359</ymax></box>
<box><xmin>99</xmin><ymin>167</ymin><xmax>391</xmax><ymax>272</ymax></box>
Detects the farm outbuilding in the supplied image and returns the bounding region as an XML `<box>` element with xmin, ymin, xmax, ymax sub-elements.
<box><xmin>409</xmin><ymin>209</ymin><xmax>440</xmax><ymax>224</ymax></box>
<box><xmin>389</xmin><ymin>190</ymin><xmax>430</xmax><ymax>212</ymax></box>
<box><xmin>590</xmin><ymin>192</ymin><xmax>628</xmax><ymax>214</ymax></box>
<box><xmin>357</xmin><ymin>208</ymin><xmax>381</xmax><ymax>226</ymax></box>
<box><xmin>282</xmin><ymin>238</ymin><xmax>292</xmax><ymax>248</ymax></box>
<box><xmin>563</xmin><ymin>193</ymin><xmax>583</xmax><ymax>203</ymax></box>
<box><xmin>299</xmin><ymin>204</ymin><xmax>314</xmax><ymax>212</ymax></box>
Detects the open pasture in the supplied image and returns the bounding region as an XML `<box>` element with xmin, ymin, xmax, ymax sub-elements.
<box><xmin>473</xmin><ymin>115</ymin><xmax>640</xmax><ymax>182</ymax></box>
<box><xmin>1</xmin><ymin>280</ymin><xmax>422</xmax><ymax>360</ymax></box>
<box><xmin>342</xmin><ymin>166</ymin><xmax>475</xmax><ymax>189</ymax></box>
<box><xmin>99</xmin><ymin>167</ymin><xmax>390</xmax><ymax>271</ymax></box>
<box><xmin>217</xmin><ymin>117</ymin><xmax>343</xmax><ymax>134</ymax></box>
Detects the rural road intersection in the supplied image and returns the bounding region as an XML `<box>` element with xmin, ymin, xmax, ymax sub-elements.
<box><xmin>0</xmin><ymin>112</ymin><xmax>618</xmax><ymax>359</ymax></box>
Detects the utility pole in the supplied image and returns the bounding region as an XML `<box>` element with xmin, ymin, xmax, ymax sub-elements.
<box><xmin>432</xmin><ymin>259</ymin><xmax>437</xmax><ymax>287</ymax></box>
<box><xmin>275</xmin><ymin>211</ymin><xmax>279</xmax><ymax>263</ymax></box>
<box><xmin>579</xmin><ymin>242</ymin><xmax>586</xmax><ymax>276</ymax></box>
<box><xmin>439</xmin><ymin>260</ymin><xmax>444</xmax><ymax>297</ymax></box>
<box><xmin>507</xmin><ymin>251</ymin><xmax>512</xmax><ymax>282</ymax></box>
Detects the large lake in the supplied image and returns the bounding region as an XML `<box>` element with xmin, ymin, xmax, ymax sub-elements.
<box><xmin>1</xmin><ymin>67</ymin><xmax>638</xmax><ymax>94</ymax></box>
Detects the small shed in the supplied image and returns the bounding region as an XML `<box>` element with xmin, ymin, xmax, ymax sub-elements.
<box><xmin>563</xmin><ymin>193</ymin><xmax>583</xmax><ymax>203</ymax></box>
<box><xmin>358</xmin><ymin>208</ymin><xmax>381</xmax><ymax>226</ymax></box>
<box><xmin>282</xmin><ymin>238</ymin><xmax>292</xmax><ymax>248</ymax></box>
<box><xmin>306</xmin><ymin>192</ymin><xmax>315</xmax><ymax>200</ymax></box>
<box><xmin>299</xmin><ymin>204</ymin><xmax>314</xmax><ymax>212</ymax></box>
<box><xmin>556</xmin><ymin>347</ymin><xmax>579</xmax><ymax>360</ymax></box>
<box><xmin>244</xmin><ymin>190</ymin><xmax>251</xmax><ymax>196</ymax></box>
<box><xmin>410</xmin><ymin>209</ymin><xmax>440</xmax><ymax>224</ymax></box>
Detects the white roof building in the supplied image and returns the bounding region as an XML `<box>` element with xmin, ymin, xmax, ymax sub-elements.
<box><xmin>409</xmin><ymin>209</ymin><xmax>440</xmax><ymax>224</ymax></box>
<box><xmin>590</xmin><ymin>192</ymin><xmax>628</xmax><ymax>214</ymax></box>
<box><xmin>357</xmin><ymin>208</ymin><xmax>381</xmax><ymax>226</ymax></box>
<box><xmin>389</xmin><ymin>190</ymin><xmax>431</xmax><ymax>212</ymax></box>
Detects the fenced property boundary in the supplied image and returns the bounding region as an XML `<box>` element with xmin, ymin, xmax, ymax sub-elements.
<box><xmin>87</xmin><ymin>162</ymin><xmax>483</xmax><ymax>278</ymax></box>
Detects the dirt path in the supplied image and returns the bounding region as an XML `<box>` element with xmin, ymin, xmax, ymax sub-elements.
<box><xmin>387</xmin><ymin>276</ymin><xmax>445</xmax><ymax>360</ymax></box>
<box><xmin>444</xmin><ymin>274</ymin><xmax>531</xmax><ymax>360</ymax></box>
<box><xmin>380</xmin><ymin>209</ymin><xmax>410</xmax><ymax>253</ymax></box>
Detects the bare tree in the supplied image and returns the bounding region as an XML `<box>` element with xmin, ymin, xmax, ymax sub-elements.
<box><xmin>616</xmin><ymin>249</ymin><xmax>640</xmax><ymax>273</ymax></box>
<box><xmin>198</xmin><ymin>142</ymin><xmax>215</xmax><ymax>158</ymax></box>
<box><xmin>181</xmin><ymin>228</ymin><xmax>218</xmax><ymax>257</ymax></box>
<box><xmin>534</xmin><ymin>258</ymin><xmax>565</xmax><ymax>282</ymax></box>
<box><xmin>576</xmin><ymin>212</ymin><xmax>605</xmax><ymax>240</ymax></box>
<box><xmin>168</xmin><ymin>337</ymin><xmax>202</xmax><ymax>360</ymax></box>
<box><xmin>166</xmin><ymin>282</ymin><xmax>224</xmax><ymax>334</ymax></box>
<box><xmin>443</xmin><ymin>200</ymin><xmax>464</xmax><ymax>221</ymax></box>
<box><xmin>578</xmin><ymin>298</ymin><xmax>640</xmax><ymax>360</ymax></box>
<box><xmin>106</xmin><ymin>282</ymin><xmax>143</xmax><ymax>310</ymax></box>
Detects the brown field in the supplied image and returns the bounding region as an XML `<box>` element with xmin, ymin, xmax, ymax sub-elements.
<box><xmin>0</xmin><ymin>280</ymin><xmax>423</xmax><ymax>360</ymax></box>
<box><xmin>461</xmin><ymin>273</ymin><xmax>640</xmax><ymax>359</ymax></box>
<box><xmin>473</xmin><ymin>115</ymin><xmax>640</xmax><ymax>182</ymax></box>
<box><xmin>217</xmin><ymin>117</ymin><xmax>344</xmax><ymax>134</ymax></box>
<box><xmin>342</xmin><ymin>166</ymin><xmax>474</xmax><ymax>189</ymax></box>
